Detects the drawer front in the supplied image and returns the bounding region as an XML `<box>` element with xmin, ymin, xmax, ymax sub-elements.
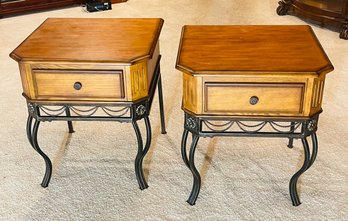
<box><xmin>32</xmin><ymin>69</ymin><xmax>125</xmax><ymax>100</ymax></box>
<box><xmin>204</xmin><ymin>83</ymin><xmax>305</xmax><ymax>116</ymax></box>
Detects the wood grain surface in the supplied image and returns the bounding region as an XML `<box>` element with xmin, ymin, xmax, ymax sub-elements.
<box><xmin>176</xmin><ymin>25</ymin><xmax>333</xmax><ymax>74</ymax></box>
<box><xmin>204</xmin><ymin>82</ymin><xmax>304</xmax><ymax>115</ymax></box>
<box><xmin>10</xmin><ymin>18</ymin><xmax>164</xmax><ymax>64</ymax></box>
<box><xmin>32</xmin><ymin>69</ymin><xmax>125</xmax><ymax>100</ymax></box>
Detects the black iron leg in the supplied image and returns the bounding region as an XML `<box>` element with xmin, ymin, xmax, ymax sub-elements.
<box><xmin>186</xmin><ymin>134</ymin><xmax>201</xmax><ymax>205</ymax></box>
<box><xmin>26</xmin><ymin>115</ymin><xmax>34</xmax><ymax>147</ymax></box>
<box><xmin>308</xmin><ymin>133</ymin><xmax>318</xmax><ymax>169</ymax></box>
<box><xmin>157</xmin><ymin>73</ymin><xmax>167</xmax><ymax>134</ymax></box>
<box><xmin>65</xmin><ymin>108</ymin><xmax>74</xmax><ymax>133</ymax></box>
<box><xmin>132</xmin><ymin>116</ymin><xmax>152</xmax><ymax>190</ymax></box>
<box><xmin>288</xmin><ymin>122</ymin><xmax>295</xmax><ymax>148</ymax></box>
<box><xmin>26</xmin><ymin>115</ymin><xmax>52</xmax><ymax>187</ymax></box>
<box><xmin>181</xmin><ymin>129</ymin><xmax>190</xmax><ymax>169</ymax></box>
<box><xmin>289</xmin><ymin>135</ymin><xmax>317</xmax><ymax>206</ymax></box>
<box><xmin>181</xmin><ymin>129</ymin><xmax>202</xmax><ymax>205</ymax></box>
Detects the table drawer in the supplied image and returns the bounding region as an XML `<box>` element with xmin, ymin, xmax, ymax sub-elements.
<box><xmin>204</xmin><ymin>82</ymin><xmax>305</xmax><ymax>115</ymax></box>
<box><xmin>32</xmin><ymin>69</ymin><xmax>125</xmax><ymax>100</ymax></box>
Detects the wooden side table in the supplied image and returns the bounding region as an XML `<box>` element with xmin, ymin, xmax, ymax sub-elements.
<box><xmin>10</xmin><ymin>18</ymin><xmax>166</xmax><ymax>190</ymax></box>
<box><xmin>176</xmin><ymin>25</ymin><xmax>334</xmax><ymax>206</ymax></box>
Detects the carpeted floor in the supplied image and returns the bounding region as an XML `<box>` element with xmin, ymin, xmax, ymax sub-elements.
<box><xmin>1</xmin><ymin>0</ymin><xmax>347</xmax><ymax>220</ymax></box>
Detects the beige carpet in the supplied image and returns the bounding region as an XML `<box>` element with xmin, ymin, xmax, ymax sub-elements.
<box><xmin>1</xmin><ymin>0</ymin><xmax>348</xmax><ymax>220</ymax></box>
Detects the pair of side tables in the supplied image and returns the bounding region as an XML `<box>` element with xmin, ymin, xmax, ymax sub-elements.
<box><xmin>10</xmin><ymin>18</ymin><xmax>334</xmax><ymax>206</ymax></box>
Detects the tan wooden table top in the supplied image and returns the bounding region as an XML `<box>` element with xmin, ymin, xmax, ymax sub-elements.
<box><xmin>10</xmin><ymin>18</ymin><xmax>163</xmax><ymax>64</ymax></box>
<box><xmin>176</xmin><ymin>25</ymin><xmax>333</xmax><ymax>75</ymax></box>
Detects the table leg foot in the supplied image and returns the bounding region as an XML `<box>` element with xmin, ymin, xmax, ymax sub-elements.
<box><xmin>26</xmin><ymin>115</ymin><xmax>52</xmax><ymax>187</ymax></box>
<box><xmin>339</xmin><ymin>25</ymin><xmax>348</xmax><ymax>40</ymax></box>
<box><xmin>157</xmin><ymin>73</ymin><xmax>167</xmax><ymax>134</ymax></box>
<box><xmin>67</xmin><ymin>121</ymin><xmax>74</xmax><ymax>133</ymax></box>
<box><xmin>287</xmin><ymin>139</ymin><xmax>294</xmax><ymax>148</ymax></box>
<box><xmin>186</xmin><ymin>199</ymin><xmax>196</xmax><ymax>206</ymax></box>
<box><xmin>186</xmin><ymin>134</ymin><xmax>201</xmax><ymax>205</ymax></box>
<box><xmin>132</xmin><ymin>116</ymin><xmax>152</xmax><ymax>190</ymax></box>
<box><xmin>289</xmin><ymin>133</ymin><xmax>317</xmax><ymax>206</ymax></box>
<box><xmin>277</xmin><ymin>0</ymin><xmax>290</xmax><ymax>16</ymax></box>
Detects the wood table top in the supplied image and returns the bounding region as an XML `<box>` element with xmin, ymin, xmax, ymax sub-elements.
<box><xmin>10</xmin><ymin>18</ymin><xmax>163</xmax><ymax>64</ymax></box>
<box><xmin>176</xmin><ymin>25</ymin><xmax>333</xmax><ymax>75</ymax></box>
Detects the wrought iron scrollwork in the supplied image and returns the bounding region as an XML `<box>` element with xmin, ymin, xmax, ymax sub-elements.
<box><xmin>202</xmin><ymin>119</ymin><xmax>302</xmax><ymax>134</ymax></box>
<box><xmin>307</xmin><ymin>120</ymin><xmax>316</xmax><ymax>132</ymax></box>
<box><xmin>203</xmin><ymin>120</ymin><xmax>234</xmax><ymax>132</ymax></box>
<box><xmin>131</xmin><ymin>100</ymin><xmax>149</xmax><ymax>121</ymax></box>
<box><xmin>181</xmin><ymin>112</ymin><xmax>321</xmax><ymax>206</ymax></box>
<box><xmin>28</xmin><ymin>103</ymin><xmax>132</xmax><ymax>120</ymax></box>
<box><xmin>184</xmin><ymin>113</ymin><xmax>319</xmax><ymax>137</ymax></box>
<box><xmin>136</xmin><ymin>105</ymin><xmax>146</xmax><ymax>116</ymax></box>
<box><xmin>27</xmin><ymin>103</ymin><xmax>35</xmax><ymax>114</ymax></box>
<box><xmin>186</xmin><ymin>117</ymin><xmax>197</xmax><ymax>129</ymax></box>
<box><xmin>39</xmin><ymin>105</ymin><xmax>67</xmax><ymax>116</ymax></box>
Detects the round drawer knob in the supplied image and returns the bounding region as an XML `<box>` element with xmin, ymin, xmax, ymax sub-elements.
<box><xmin>73</xmin><ymin>82</ymin><xmax>82</xmax><ymax>90</ymax></box>
<box><xmin>249</xmin><ymin>96</ymin><xmax>259</xmax><ymax>105</ymax></box>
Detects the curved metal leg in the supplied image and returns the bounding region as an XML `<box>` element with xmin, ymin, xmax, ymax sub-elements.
<box><xmin>157</xmin><ymin>73</ymin><xmax>167</xmax><ymax>134</ymax></box>
<box><xmin>26</xmin><ymin>115</ymin><xmax>52</xmax><ymax>187</ymax></box>
<box><xmin>289</xmin><ymin>136</ymin><xmax>311</xmax><ymax>206</ymax></box>
<box><xmin>142</xmin><ymin>116</ymin><xmax>152</xmax><ymax>157</ymax></box>
<box><xmin>132</xmin><ymin>116</ymin><xmax>152</xmax><ymax>190</ymax></box>
<box><xmin>65</xmin><ymin>108</ymin><xmax>74</xmax><ymax>133</ymax></box>
<box><xmin>186</xmin><ymin>134</ymin><xmax>201</xmax><ymax>205</ymax></box>
<box><xmin>181</xmin><ymin>129</ymin><xmax>190</xmax><ymax>169</ymax></box>
<box><xmin>26</xmin><ymin>115</ymin><xmax>34</xmax><ymax>147</ymax></box>
<box><xmin>308</xmin><ymin>133</ymin><xmax>318</xmax><ymax>169</ymax></box>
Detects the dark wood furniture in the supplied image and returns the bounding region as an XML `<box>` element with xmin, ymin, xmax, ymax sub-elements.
<box><xmin>0</xmin><ymin>0</ymin><xmax>127</xmax><ymax>18</ymax></box>
<box><xmin>176</xmin><ymin>25</ymin><xmax>333</xmax><ymax>206</ymax></box>
<box><xmin>110</xmin><ymin>0</ymin><xmax>127</xmax><ymax>3</ymax></box>
<box><xmin>10</xmin><ymin>18</ymin><xmax>166</xmax><ymax>189</ymax></box>
<box><xmin>277</xmin><ymin>0</ymin><xmax>348</xmax><ymax>39</ymax></box>
<box><xmin>0</xmin><ymin>0</ymin><xmax>83</xmax><ymax>18</ymax></box>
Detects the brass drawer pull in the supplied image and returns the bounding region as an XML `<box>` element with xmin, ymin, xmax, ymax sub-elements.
<box><xmin>73</xmin><ymin>82</ymin><xmax>82</xmax><ymax>90</ymax></box>
<box><xmin>249</xmin><ymin>96</ymin><xmax>259</xmax><ymax>105</ymax></box>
